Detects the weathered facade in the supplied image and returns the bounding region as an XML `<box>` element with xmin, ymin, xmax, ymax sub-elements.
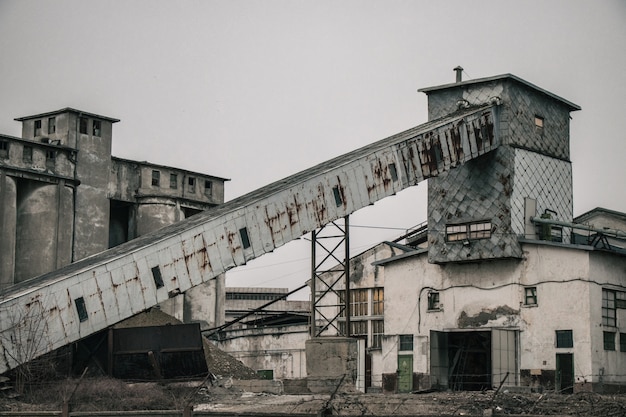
<box><xmin>0</xmin><ymin>108</ymin><xmax>228</xmax><ymax>328</ymax></box>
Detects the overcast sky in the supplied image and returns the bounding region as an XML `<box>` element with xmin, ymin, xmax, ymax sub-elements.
<box><xmin>1</xmin><ymin>0</ymin><xmax>625</xmax><ymax>297</ymax></box>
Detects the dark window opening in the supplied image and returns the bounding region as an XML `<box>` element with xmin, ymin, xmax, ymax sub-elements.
<box><xmin>170</xmin><ymin>173</ymin><xmax>178</xmax><ymax>189</ymax></box>
<box><xmin>427</xmin><ymin>291</ymin><xmax>440</xmax><ymax>310</ymax></box>
<box><xmin>0</xmin><ymin>141</ymin><xmax>8</xmax><ymax>158</ymax></box>
<box><xmin>34</xmin><ymin>120</ymin><xmax>42</xmax><ymax>136</ymax></box>
<box><xmin>399</xmin><ymin>334</ymin><xmax>413</xmax><ymax>351</ymax></box>
<box><xmin>151</xmin><ymin>266</ymin><xmax>164</xmax><ymax>289</ymax></box>
<box><xmin>604</xmin><ymin>331</ymin><xmax>616</xmax><ymax>351</ymax></box>
<box><xmin>79</xmin><ymin>117</ymin><xmax>88</xmax><ymax>134</ymax></box>
<box><xmin>389</xmin><ymin>163</ymin><xmax>398</xmax><ymax>182</ymax></box>
<box><xmin>332</xmin><ymin>186</ymin><xmax>343</xmax><ymax>207</ymax></box>
<box><xmin>22</xmin><ymin>146</ymin><xmax>32</xmax><ymax>162</ymax></box>
<box><xmin>204</xmin><ymin>180</ymin><xmax>212</xmax><ymax>196</ymax></box>
<box><xmin>48</xmin><ymin>117</ymin><xmax>56</xmax><ymax>134</ymax></box>
<box><xmin>620</xmin><ymin>333</ymin><xmax>626</xmax><ymax>352</ymax></box>
<box><xmin>187</xmin><ymin>177</ymin><xmax>196</xmax><ymax>193</ymax></box>
<box><xmin>46</xmin><ymin>150</ymin><xmax>56</xmax><ymax>165</ymax></box>
<box><xmin>151</xmin><ymin>170</ymin><xmax>160</xmax><ymax>187</ymax></box>
<box><xmin>75</xmin><ymin>297</ymin><xmax>88</xmax><ymax>322</ymax></box>
<box><xmin>556</xmin><ymin>330</ymin><xmax>573</xmax><ymax>348</ymax></box>
<box><xmin>524</xmin><ymin>287</ymin><xmax>537</xmax><ymax>305</ymax></box>
<box><xmin>239</xmin><ymin>227</ymin><xmax>251</xmax><ymax>249</ymax></box>
<box><xmin>92</xmin><ymin>120</ymin><xmax>101</xmax><ymax>136</ymax></box>
<box><xmin>257</xmin><ymin>370</ymin><xmax>273</xmax><ymax>380</ymax></box>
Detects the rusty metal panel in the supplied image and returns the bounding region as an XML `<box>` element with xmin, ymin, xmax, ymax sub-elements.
<box><xmin>111</xmin><ymin>323</ymin><xmax>208</xmax><ymax>380</ymax></box>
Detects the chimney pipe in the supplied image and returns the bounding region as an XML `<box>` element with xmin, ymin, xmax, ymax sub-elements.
<box><xmin>454</xmin><ymin>66</ymin><xmax>463</xmax><ymax>83</ymax></box>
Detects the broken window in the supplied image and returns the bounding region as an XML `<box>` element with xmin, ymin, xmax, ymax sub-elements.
<box><xmin>332</xmin><ymin>185</ymin><xmax>343</xmax><ymax>207</ymax></box>
<box><xmin>204</xmin><ymin>180</ymin><xmax>212</xmax><ymax>197</ymax></box>
<box><xmin>170</xmin><ymin>173</ymin><xmax>178</xmax><ymax>189</ymax></box>
<box><xmin>604</xmin><ymin>331</ymin><xmax>616</xmax><ymax>351</ymax></box>
<box><xmin>446</xmin><ymin>221</ymin><xmax>492</xmax><ymax>242</ymax></box>
<box><xmin>34</xmin><ymin>119</ymin><xmax>42</xmax><ymax>136</ymax></box>
<box><xmin>48</xmin><ymin>117</ymin><xmax>56</xmax><ymax>134</ymax></box>
<box><xmin>79</xmin><ymin>117</ymin><xmax>88</xmax><ymax>134</ymax></box>
<box><xmin>602</xmin><ymin>289</ymin><xmax>617</xmax><ymax>327</ymax></box>
<box><xmin>187</xmin><ymin>177</ymin><xmax>196</xmax><ymax>193</ymax></box>
<box><xmin>372</xmin><ymin>288</ymin><xmax>384</xmax><ymax>315</ymax></box>
<box><xmin>22</xmin><ymin>146</ymin><xmax>32</xmax><ymax>162</ymax></box>
<box><xmin>371</xmin><ymin>320</ymin><xmax>384</xmax><ymax>349</ymax></box>
<box><xmin>524</xmin><ymin>287</ymin><xmax>538</xmax><ymax>306</ymax></box>
<box><xmin>151</xmin><ymin>170</ymin><xmax>160</xmax><ymax>187</ymax></box>
<box><xmin>399</xmin><ymin>334</ymin><xmax>413</xmax><ymax>351</ymax></box>
<box><xmin>46</xmin><ymin>149</ymin><xmax>56</xmax><ymax>166</ymax></box>
<box><xmin>0</xmin><ymin>140</ymin><xmax>8</xmax><ymax>158</ymax></box>
<box><xmin>427</xmin><ymin>291</ymin><xmax>440</xmax><ymax>310</ymax></box>
<box><xmin>92</xmin><ymin>120</ymin><xmax>101</xmax><ymax>136</ymax></box>
<box><xmin>74</xmin><ymin>297</ymin><xmax>88</xmax><ymax>322</ymax></box>
<box><xmin>555</xmin><ymin>330</ymin><xmax>573</xmax><ymax>348</ymax></box>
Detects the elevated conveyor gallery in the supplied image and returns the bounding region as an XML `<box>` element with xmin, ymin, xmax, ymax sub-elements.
<box><xmin>0</xmin><ymin>104</ymin><xmax>498</xmax><ymax>374</ymax></box>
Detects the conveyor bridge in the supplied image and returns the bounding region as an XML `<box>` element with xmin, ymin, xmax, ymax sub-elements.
<box><xmin>0</xmin><ymin>104</ymin><xmax>499</xmax><ymax>374</ymax></box>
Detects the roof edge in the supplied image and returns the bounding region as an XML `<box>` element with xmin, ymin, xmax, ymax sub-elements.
<box><xmin>418</xmin><ymin>73</ymin><xmax>581</xmax><ymax>112</ymax></box>
<box><xmin>15</xmin><ymin>107</ymin><xmax>120</xmax><ymax>123</ymax></box>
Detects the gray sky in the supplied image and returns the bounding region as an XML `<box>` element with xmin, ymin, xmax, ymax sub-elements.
<box><xmin>1</xmin><ymin>0</ymin><xmax>625</xmax><ymax>296</ymax></box>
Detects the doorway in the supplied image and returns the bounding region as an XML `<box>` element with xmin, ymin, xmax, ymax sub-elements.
<box><xmin>397</xmin><ymin>354</ymin><xmax>413</xmax><ymax>393</ymax></box>
<box><xmin>556</xmin><ymin>354</ymin><xmax>574</xmax><ymax>393</ymax></box>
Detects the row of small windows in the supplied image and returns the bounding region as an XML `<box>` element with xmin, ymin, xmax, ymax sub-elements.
<box><xmin>338</xmin><ymin>288</ymin><xmax>384</xmax><ymax>317</ymax></box>
<box><xmin>445</xmin><ymin>221</ymin><xmax>492</xmax><ymax>242</ymax></box>
<box><xmin>225</xmin><ymin>293</ymin><xmax>283</xmax><ymax>301</ymax></box>
<box><xmin>0</xmin><ymin>141</ymin><xmax>56</xmax><ymax>164</ymax></box>
<box><xmin>33</xmin><ymin>117</ymin><xmax>102</xmax><ymax>137</ymax></box>
<box><xmin>426</xmin><ymin>286</ymin><xmax>538</xmax><ymax>312</ymax></box>
<box><xmin>151</xmin><ymin>170</ymin><xmax>213</xmax><ymax>196</ymax></box>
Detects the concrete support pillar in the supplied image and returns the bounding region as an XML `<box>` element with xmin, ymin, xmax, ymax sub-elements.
<box><xmin>0</xmin><ymin>174</ymin><xmax>17</xmax><ymax>288</ymax></box>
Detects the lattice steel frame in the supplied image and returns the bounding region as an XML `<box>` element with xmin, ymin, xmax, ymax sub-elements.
<box><xmin>310</xmin><ymin>216</ymin><xmax>351</xmax><ymax>338</ymax></box>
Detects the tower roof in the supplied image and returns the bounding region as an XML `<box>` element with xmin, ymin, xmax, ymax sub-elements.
<box><xmin>15</xmin><ymin>107</ymin><xmax>120</xmax><ymax>123</ymax></box>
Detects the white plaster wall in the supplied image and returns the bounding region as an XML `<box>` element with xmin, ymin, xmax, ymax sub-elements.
<box><xmin>380</xmin><ymin>242</ymin><xmax>626</xmax><ymax>387</ymax></box>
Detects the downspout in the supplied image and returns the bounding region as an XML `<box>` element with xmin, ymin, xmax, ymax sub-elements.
<box><xmin>71</xmin><ymin>112</ymin><xmax>81</xmax><ymax>262</ymax></box>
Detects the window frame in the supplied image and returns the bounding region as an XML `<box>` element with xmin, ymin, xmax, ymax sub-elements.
<box><xmin>372</xmin><ymin>288</ymin><xmax>384</xmax><ymax>316</ymax></box>
<box><xmin>446</xmin><ymin>220</ymin><xmax>492</xmax><ymax>242</ymax></box>
<box><xmin>427</xmin><ymin>291</ymin><xmax>440</xmax><ymax>311</ymax></box>
<box><xmin>48</xmin><ymin>117</ymin><xmax>56</xmax><ymax>134</ymax></box>
<box><xmin>524</xmin><ymin>286</ymin><xmax>538</xmax><ymax>306</ymax></box>
<box><xmin>34</xmin><ymin>119</ymin><xmax>42</xmax><ymax>136</ymax></box>
<box><xmin>187</xmin><ymin>177</ymin><xmax>196</xmax><ymax>193</ymax></box>
<box><xmin>620</xmin><ymin>333</ymin><xmax>626</xmax><ymax>353</ymax></box>
<box><xmin>0</xmin><ymin>140</ymin><xmax>8</xmax><ymax>158</ymax></box>
<box><xmin>204</xmin><ymin>180</ymin><xmax>213</xmax><ymax>196</ymax></box>
<box><xmin>555</xmin><ymin>330</ymin><xmax>573</xmax><ymax>348</ymax></box>
<box><xmin>604</xmin><ymin>331</ymin><xmax>616</xmax><ymax>351</ymax></box>
<box><xmin>79</xmin><ymin>117</ymin><xmax>88</xmax><ymax>134</ymax></box>
<box><xmin>371</xmin><ymin>319</ymin><xmax>384</xmax><ymax>349</ymax></box>
<box><xmin>92</xmin><ymin>120</ymin><xmax>102</xmax><ymax>137</ymax></box>
<box><xmin>399</xmin><ymin>334</ymin><xmax>414</xmax><ymax>352</ymax></box>
<box><xmin>602</xmin><ymin>289</ymin><xmax>617</xmax><ymax>327</ymax></box>
<box><xmin>151</xmin><ymin>170</ymin><xmax>161</xmax><ymax>187</ymax></box>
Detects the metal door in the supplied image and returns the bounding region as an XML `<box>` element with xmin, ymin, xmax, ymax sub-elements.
<box><xmin>397</xmin><ymin>354</ymin><xmax>413</xmax><ymax>393</ymax></box>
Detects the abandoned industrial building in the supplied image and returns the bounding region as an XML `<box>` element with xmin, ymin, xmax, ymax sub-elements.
<box><xmin>1</xmin><ymin>71</ymin><xmax>626</xmax><ymax>396</ymax></box>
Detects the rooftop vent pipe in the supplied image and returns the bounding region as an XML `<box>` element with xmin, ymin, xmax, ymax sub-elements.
<box><xmin>454</xmin><ymin>66</ymin><xmax>463</xmax><ymax>83</ymax></box>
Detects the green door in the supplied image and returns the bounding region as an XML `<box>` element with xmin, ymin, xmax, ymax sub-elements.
<box><xmin>397</xmin><ymin>354</ymin><xmax>413</xmax><ymax>393</ymax></box>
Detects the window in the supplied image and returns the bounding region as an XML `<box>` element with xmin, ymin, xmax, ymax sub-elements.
<box><xmin>34</xmin><ymin>119</ymin><xmax>42</xmax><ymax>136</ymax></box>
<box><xmin>48</xmin><ymin>117</ymin><xmax>56</xmax><ymax>134</ymax></box>
<box><xmin>170</xmin><ymin>173</ymin><xmax>178</xmax><ymax>189</ymax></box>
<box><xmin>352</xmin><ymin>289</ymin><xmax>369</xmax><ymax>316</ymax></box>
<box><xmin>22</xmin><ymin>146</ymin><xmax>32</xmax><ymax>162</ymax></box>
<box><xmin>602</xmin><ymin>289</ymin><xmax>617</xmax><ymax>327</ymax></box>
<box><xmin>427</xmin><ymin>291</ymin><xmax>440</xmax><ymax>310</ymax></box>
<box><xmin>74</xmin><ymin>297</ymin><xmax>88</xmax><ymax>322</ymax></box>
<box><xmin>399</xmin><ymin>334</ymin><xmax>413</xmax><ymax>351</ymax></box>
<box><xmin>79</xmin><ymin>117</ymin><xmax>88</xmax><ymax>134</ymax></box>
<box><xmin>556</xmin><ymin>330</ymin><xmax>573</xmax><ymax>348</ymax></box>
<box><xmin>239</xmin><ymin>227</ymin><xmax>251</xmax><ymax>249</ymax></box>
<box><xmin>332</xmin><ymin>186</ymin><xmax>343</xmax><ymax>207</ymax></box>
<box><xmin>339</xmin><ymin>320</ymin><xmax>368</xmax><ymax>338</ymax></box>
<box><xmin>388</xmin><ymin>163</ymin><xmax>398</xmax><ymax>182</ymax></box>
<box><xmin>92</xmin><ymin>120</ymin><xmax>101</xmax><ymax>136</ymax></box>
<box><xmin>446</xmin><ymin>221</ymin><xmax>491</xmax><ymax>242</ymax></box>
<box><xmin>204</xmin><ymin>180</ymin><xmax>212</xmax><ymax>196</ymax></box>
<box><xmin>371</xmin><ymin>320</ymin><xmax>384</xmax><ymax>349</ymax></box>
<box><xmin>0</xmin><ymin>140</ymin><xmax>8</xmax><ymax>158</ymax></box>
<box><xmin>151</xmin><ymin>170</ymin><xmax>160</xmax><ymax>187</ymax></box>
<box><xmin>256</xmin><ymin>370</ymin><xmax>273</xmax><ymax>380</ymax></box>
<box><xmin>46</xmin><ymin>150</ymin><xmax>56</xmax><ymax>165</ymax></box>
<box><xmin>187</xmin><ymin>177</ymin><xmax>196</xmax><ymax>193</ymax></box>
<box><xmin>604</xmin><ymin>331</ymin><xmax>616</xmax><ymax>351</ymax></box>
<box><xmin>151</xmin><ymin>266</ymin><xmax>164</xmax><ymax>289</ymax></box>
<box><xmin>372</xmin><ymin>288</ymin><xmax>384</xmax><ymax>315</ymax></box>
<box><xmin>620</xmin><ymin>333</ymin><xmax>626</xmax><ymax>353</ymax></box>
<box><xmin>524</xmin><ymin>287</ymin><xmax>538</xmax><ymax>306</ymax></box>
<box><xmin>534</xmin><ymin>115</ymin><xmax>544</xmax><ymax>129</ymax></box>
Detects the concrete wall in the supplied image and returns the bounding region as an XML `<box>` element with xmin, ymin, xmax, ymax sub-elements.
<box><xmin>380</xmin><ymin>241</ymin><xmax>626</xmax><ymax>391</ymax></box>
<box><xmin>217</xmin><ymin>324</ymin><xmax>309</xmax><ymax>379</ymax></box>
<box><xmin>305</xmin><ymin>337</ymin><xmax>358</xmax><ymax>393</ymax></box>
